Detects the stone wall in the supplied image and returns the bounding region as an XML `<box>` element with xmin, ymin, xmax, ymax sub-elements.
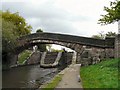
<box><xmin>43</xmin><ymin>52</ymin><xmax>58</xmax><ymax>64</ymax></box>
<box><xmin>7</xmin><ymin>53</ymin><xmax>18</xmax><ymax>68</ymax></box>
<box><xmin>79</xmin><ymin>48</ymin><xmax>101</xmax><ymax>66</ymax></box>
<box><xmin>79</xmin><ymin>47</ymin><xmax>115</xmax><ymax>66</ymax></box>
<box><xmin>105</xmin><ymin>48</ymin><xmax>114</xmax><ymax>58</ymax></box>
<box><xmin>64</xmin><ymin>52</ymin><xmax>73</xmax><ymax>65</ymax></box>
<box><xmin>115</xmin><ymin>34</ymin><xmax>120</xmax><ymax>58</ymax></box>
<box><xmin>39</xmin><ymin>51</ymin><xmax>73</xmax><ymax>68</ymax></box>
<box><xmin>26</xmin><ymin>51</ymin><xmax>41</xmax><ymax>65</ymax></box>
<box><xmin>55</xmin><ymin>52</ymin><xmax>73</xmax><ymax>70</ymax></box>
<box><xmin>9</xmin><ymin>54</ymin><xmax>18</xmax><ymax>66</ymax></box>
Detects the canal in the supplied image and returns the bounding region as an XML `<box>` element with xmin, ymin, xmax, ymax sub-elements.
<box><xmin>2</xmin><ymin>64</ymin><xmax>59</xmax><ymax>88</ymax></box>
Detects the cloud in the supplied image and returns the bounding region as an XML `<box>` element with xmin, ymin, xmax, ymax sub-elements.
<box><xmin>1</xmin><ymin>0</ymin><xmax>118</xmax><ymax>37</ymax></box>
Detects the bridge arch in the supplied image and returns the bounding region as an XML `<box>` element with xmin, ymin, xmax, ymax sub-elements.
<box><xmin>16</xmin><ymin>32</ymin><xmax>114</xmax><ymax>54</ymax></box>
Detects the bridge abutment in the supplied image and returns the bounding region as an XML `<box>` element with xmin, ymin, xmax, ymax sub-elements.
<box><xmin>2</xmin><ymin>53</ymin><xmax>18</xmax><ymax>69</ymax></box>
<box><xmin>9</xmin><ymin>53</ymin><xmax>18</xmax><ymax>67</ymax></box>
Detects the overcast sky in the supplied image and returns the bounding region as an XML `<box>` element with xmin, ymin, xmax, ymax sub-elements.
<box><xmin>1</xmin><ymin>0</ymin><xmax>118</xmax><ymax>37</ymax></box>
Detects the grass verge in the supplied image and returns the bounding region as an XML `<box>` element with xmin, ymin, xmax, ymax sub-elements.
<box><xmin>18</xmin><ymin>50</ymin><xmax>32</xmax><ymax>64</ymax></box>
<box><xmin>41</xmin><ymin>74</ymin><xmax>63</xmax><ymax>90</ymax></box>
<box><xmin>80</xmin><ymin>59</ymin><xmax>119</xmax><ymax>88</ymax></box>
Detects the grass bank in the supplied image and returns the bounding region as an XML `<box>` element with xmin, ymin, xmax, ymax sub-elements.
<box><xmin>80</xmin><ymin>59</ymin><xmax>119</xmax><ymax>88</ymax></box>
<box><xmin>41</xmin><ymin>74</ymin><xmax>63</xmax><ymax>90</ymax></box>
<box><xmin>18</xmin><ymin>50</ymin><xmax>32</xmax><ymax>64</ymax></box>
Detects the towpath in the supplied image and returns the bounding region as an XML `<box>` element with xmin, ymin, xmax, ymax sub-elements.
<box><xmin>55</xmin><ymin>64</ymin><xmax>83</xmax><ymax>88</ymax></box>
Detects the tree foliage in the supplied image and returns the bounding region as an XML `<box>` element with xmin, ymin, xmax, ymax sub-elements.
<box><xmin>92</xmin><ymin>31</ymin><xmax>116</xmax><ymax>39</ymax></box>
<box><xmin>92</xmin><ymin>31</ymin><xmax>105</xmax><ymax>39</ymax></box>
<box><xmin>98</xmin><ymin>0</ymin><xmax>120</xmax><ymax>25</ymax></box>
<box><xmin>51</xmin><ymin>48</ymin><xmax>64</xmax><ymax>52</ymax></box>
<box><xmin>1</xmin><ymin>10</ymin><xmax>32</xmax><ymax>67</ymax></box>
<box><xmin>1</xmin><ymin>10</ymin><xmax>32</xmax><ymax>54</ymax></box>
<box><xmin>36</xmin><ymin>29</ymin><xmax>43</xmax><ymax>33</ymax></box>
<box><xmin>105</xmin><ymin>31</ymin><xmax>116</xmax><ymax>37</ymax></box>
<box><xmin>2</xmin><ymin>19</ymin><xmax>17</xmax><ymax>53</ymax></box>
<box><xmin>92</xmin><ymin>35</ymin><xmax>104</xmax><ymax>39</ymax></box>
<box><xmin>2</xmin><ymin>10</ymin><xmax>32</xmax><ymax>36</ymax></box>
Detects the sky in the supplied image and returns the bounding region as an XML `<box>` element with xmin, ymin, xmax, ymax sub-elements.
<box><xmin>1</xmin><ymin>0</ymin><xmax>118</xmax><ymax>50</ymax></box>
<box><xmin>1</xmin><ymin>0</ymin><xmax>118</xmax><ymax>37</ymax></box>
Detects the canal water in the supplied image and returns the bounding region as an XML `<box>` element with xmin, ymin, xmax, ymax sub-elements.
<box><xmin>2</xmin><ymin>64</ymin><xmax>59</xmax><ymax>88</ymax></box>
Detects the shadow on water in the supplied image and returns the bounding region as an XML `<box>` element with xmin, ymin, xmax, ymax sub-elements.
<box><xmin>2</xmin><ymin>64</ymin><xmax>59</xmax><ymax>89</ymax></box>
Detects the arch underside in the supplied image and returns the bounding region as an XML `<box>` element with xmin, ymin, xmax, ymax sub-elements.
<box><xmin>16</xmin><ymin>39</ymin><xmax>83</xmax><ymax>54</ymax></box>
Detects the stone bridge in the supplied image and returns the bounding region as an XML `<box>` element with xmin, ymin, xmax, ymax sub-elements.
<box><xmin>16</xmin><ymin>32</ymin><xmax>114</xmax><ymax>53</ymax></box>
<box><xmin>8</xmin><ymin>32</ymin><xmax>117</xmax><ymax>66</ymax></box>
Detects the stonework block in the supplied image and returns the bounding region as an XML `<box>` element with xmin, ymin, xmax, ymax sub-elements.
<box><xmin>105</xmin><ymin>48</ymin><xmax>114</xmax><ymax>58</ymax></box>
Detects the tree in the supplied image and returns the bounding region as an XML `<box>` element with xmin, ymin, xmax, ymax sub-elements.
<box><xmin>2</xmin><ymin>18</ymin><xmax>18</xmax><ymax>67</ymax></box>
<box><xmin>98</xmin><ymin>0</ymin><xmax>120</xmax><ymax>25</ymax></box>
<box><xmin>46</xmin><ymin>44</ymin><xmax>52</xmax><ymax>52</ymax></box>
<box><xmin>2</xmin><ymin>11</ymin><xmax>32</xmax><ymax>53</ymax></box>
<box><xmin>2</xmin><ymin>19</ymin><xmax>17</xmax><ymax>53</ymax></box>
<box><xmin>51</xmin><ymin>48</ymin><xmax>63</xmax><ymax>52</ymax></box>
<box><xmin>36</xmin><ymin>29</ymin><xmax>43</xmax><ymax>33</ymax></box>
<box><xmin>106</xmin><ymin>31</ymin><xmax>116</xmax><ymax>37</ymax></box>
<box><xmin>1</xmin><ymin>10</ymin><xmax>32</xmax><ymax>52</ymax></box>
<box><xmin>2</xmin><ymin>10</ymin><xmax>32</xmax><ymax>36</ymax></box>
<box><xmin>92</xmin><ymin>31</ymin><xmax>116</xmax><ymax>39</ymax></box>
<box><xmin>92</xmin><ymin>35</ymin><xmax>103</xmax><ymax>39</ymax></box>
<box><xmin>92</xmin><ymin>31</ymin><xmax>105</xmax><ymax>39</ymax></box>
<box><xmin>1</xmin><ymin>11</ymin><xmax>32</xmax><ymax>68</ymax></box>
